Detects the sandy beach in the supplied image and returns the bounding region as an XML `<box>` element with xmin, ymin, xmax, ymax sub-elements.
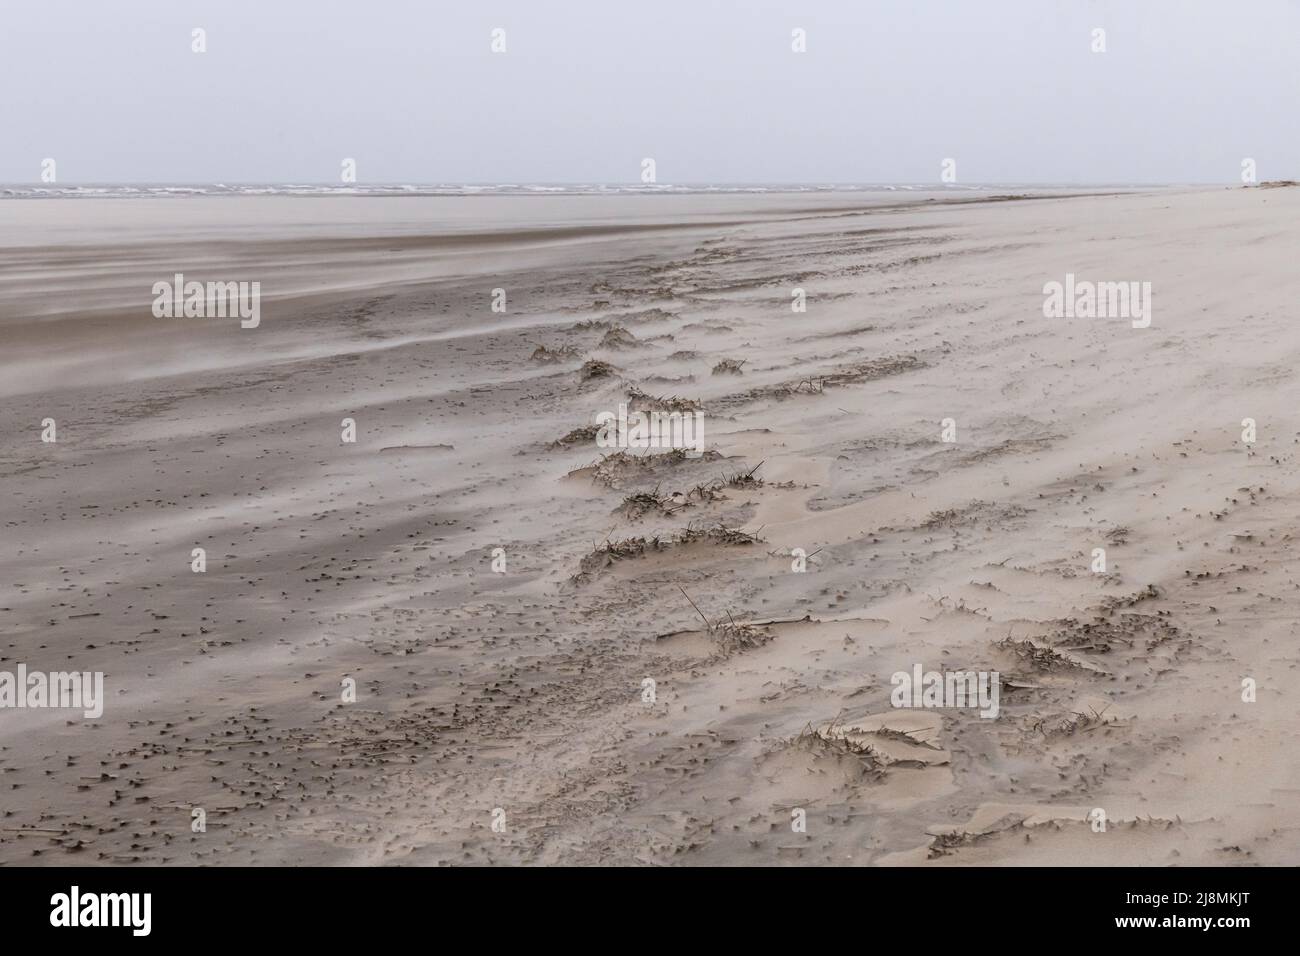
<box><xmin>2</xmin><ymin>185</ymin><xmax>1298</xmax><ymax>865</ymax></box>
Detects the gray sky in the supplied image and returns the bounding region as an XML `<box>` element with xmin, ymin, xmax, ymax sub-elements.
<box><xmin>3</xmin><ymin>0</ymin><xmax>1298</xmax><ymax>184</ymax></box>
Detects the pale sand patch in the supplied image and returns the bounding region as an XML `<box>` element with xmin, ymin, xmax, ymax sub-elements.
<box><xmin>1</xmin><ymin>186</ymin><xmax>1297</xmax><ymax>865</ymax></box>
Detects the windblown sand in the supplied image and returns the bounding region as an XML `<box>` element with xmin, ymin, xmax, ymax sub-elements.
<box><xmin>1</xmin><ymin>187</ymin><xmax>1298</xmax><ymax>865</ymax></box>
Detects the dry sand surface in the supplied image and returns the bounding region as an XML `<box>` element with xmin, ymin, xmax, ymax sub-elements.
<box><xmin>1</xmin><ymin>187</ymin><xmax>1298</xmax><ymax>865</ymax></box>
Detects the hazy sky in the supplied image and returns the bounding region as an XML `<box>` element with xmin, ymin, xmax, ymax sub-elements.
<box><xmin>3</xmin><ymin>0</ymin><xmax>1298</xmax><ymax>184</ymax></box>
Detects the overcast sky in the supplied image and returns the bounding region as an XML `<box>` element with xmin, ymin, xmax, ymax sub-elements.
<box><xmin>3</xmin><ymin>0</ymin><xmax>1298</xmax><ymax>184</ymax></box>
